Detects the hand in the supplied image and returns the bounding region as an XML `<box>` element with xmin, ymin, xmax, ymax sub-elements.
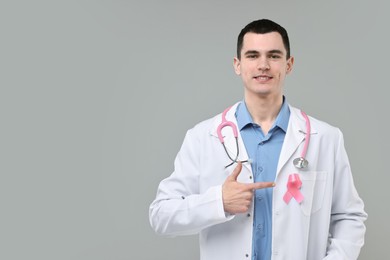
<box><xmin>222</xmin><ymin>162</ymin><xmax>275</xmax><ymax>214</ymax></box>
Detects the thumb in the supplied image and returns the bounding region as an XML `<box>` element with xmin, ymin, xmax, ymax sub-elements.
<box><xmin>227</xmin><ymin>162</ymin><xmax>242</xmax><ymax>181</ymax></box>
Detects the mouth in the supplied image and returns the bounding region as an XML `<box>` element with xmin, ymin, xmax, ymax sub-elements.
<box><xmin>253</xmin><ymin>75</ymin><xmax>273</xmax><ymax>82</ymax></box>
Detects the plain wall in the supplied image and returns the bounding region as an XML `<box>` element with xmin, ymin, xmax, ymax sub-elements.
<box><xmin>1</xmin><ymin>1</ymin><xmax>388</xmax><ymax>259</ymax></box>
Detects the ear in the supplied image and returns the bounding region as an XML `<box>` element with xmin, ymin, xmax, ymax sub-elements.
<box><xmin>286</xmin><ymin>56</ymin><xmax>294</xmax><ymax>74</ymax></box>
<box><xmin>233</xmin><ymin>57</ymin><xmax>241</xmax><ymax>75</ymax></box>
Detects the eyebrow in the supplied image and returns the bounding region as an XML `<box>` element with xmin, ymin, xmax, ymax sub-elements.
<box><xmin>244</xmin><ymin>50</ymin><xmax>260</xmax><ymax>56</ymax></box>
<box><xmin>268</xmin><ymin>49</ymin><xmax>284</xmax><ymax>55</ymax></box>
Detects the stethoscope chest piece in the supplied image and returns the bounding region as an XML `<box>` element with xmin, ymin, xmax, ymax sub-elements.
<box><xmin>293</xmin><ymin>157</ymin><xmax>308</xmax><ymax>169</ymax></box>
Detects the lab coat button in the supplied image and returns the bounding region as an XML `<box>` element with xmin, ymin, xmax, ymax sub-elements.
<box><xmin>245</xmin><ymin>253</ymin><xmax>249</xmax><ymax>257</ymax></box>
<box><xmin>247</xmin><ymin>213</ymin><xmax>251</xmax><ymax>217</ymax></box>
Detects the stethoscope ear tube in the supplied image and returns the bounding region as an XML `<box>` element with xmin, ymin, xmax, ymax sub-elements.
<box><xmin>218</xmin><ymin>106</ymin><xmax>311</xmax><ymax>170</ymax></box>
<box><xmin>217</xmin><ymin>106</ymin><xmax>238</xmax><ymax>143</ymax></box>
<box><xmin>218</xmin><ymin>107</ymin><xmax>250</xmax><ymax>168</ymax></box>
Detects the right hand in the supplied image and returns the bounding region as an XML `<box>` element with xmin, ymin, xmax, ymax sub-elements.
<box><xmin>222</xmin><ymin>162</ymin><xmax>275</xmax><ymax>214</ymax></box>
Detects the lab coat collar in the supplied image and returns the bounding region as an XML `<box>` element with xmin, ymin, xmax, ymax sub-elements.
<box><xmin>276</xmin><ymin>105</ymin><xmax>318</xmax><ymax>175</ymax></box>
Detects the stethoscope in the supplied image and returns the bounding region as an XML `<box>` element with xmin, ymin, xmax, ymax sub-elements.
<box><xmin>217</xmin><ymin>106</ymin><xmax>311</xmax><ymax>169</ymax></box>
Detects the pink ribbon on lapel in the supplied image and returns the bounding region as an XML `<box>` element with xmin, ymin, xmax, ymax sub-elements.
<box><xmin>283</xmin><ymin>174</ymin><xmax>304</xmax><ymax>204</ymax></box>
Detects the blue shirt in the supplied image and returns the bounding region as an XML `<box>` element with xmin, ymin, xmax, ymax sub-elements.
<box><xmin>235</xmin><ymin>99</ymin><xmax>290</xmax><ymax>260</ymax></box>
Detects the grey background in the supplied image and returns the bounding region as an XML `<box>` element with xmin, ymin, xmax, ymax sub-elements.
<box><xmin>1</xmin><ymin>0</ymin><xmax>388</xmax><ymax>259</ymax></box>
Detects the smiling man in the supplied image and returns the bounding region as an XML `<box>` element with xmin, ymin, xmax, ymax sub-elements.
<box><xmin>233</xmin><ymin>31</ymin><xmax>293</xmax><ymax>135</ymax></box>
<box><xmin>150</xmin><ymin>19</ymin><xmax>367</xmax><ymax>260</ymax></box>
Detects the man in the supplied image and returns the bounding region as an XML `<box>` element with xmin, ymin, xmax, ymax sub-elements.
<box><xmin>149</xmin><ymin>19</ymin><xmax>367</xmax><ymax>260</ymax></box>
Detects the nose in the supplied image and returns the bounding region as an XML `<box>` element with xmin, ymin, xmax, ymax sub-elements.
<box><xmin>257</xmin><ymin>57</ymin><xmax>270</xmax><ymax>70</ymax></box>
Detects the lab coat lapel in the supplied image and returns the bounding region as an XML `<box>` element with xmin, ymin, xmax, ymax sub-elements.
<box><xmin>276</xmin><ymin>106</ymin><xmax>317</xmax><ymax>175</ymax></box>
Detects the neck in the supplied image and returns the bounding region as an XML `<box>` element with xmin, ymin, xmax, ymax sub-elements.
<box><xmin>244</xmin><ymin>94</ymin><xmax>283</xmax><ymax>134</ymax></box>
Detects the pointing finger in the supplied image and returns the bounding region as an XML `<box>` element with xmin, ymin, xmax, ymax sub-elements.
<box><xmin>227</xmin><ymin>162</ymin><xmax>242</xmax><ymax>181</ymax></box>
<box><xmin>245</xmin><ymin>181</ymin><xmax>276</xmax><ymax>190</ymax></box>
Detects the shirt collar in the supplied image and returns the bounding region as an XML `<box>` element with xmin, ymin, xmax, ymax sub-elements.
<box><xmin>235</xmin><ymin>97</ymin><xmax>290</xmax><ymax>133</ymax></box>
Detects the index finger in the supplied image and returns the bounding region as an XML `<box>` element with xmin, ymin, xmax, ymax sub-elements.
<box><xmin>245</xmin><ymin>181</ymin><xmax>275</xmax><ymax>190</ymax></box>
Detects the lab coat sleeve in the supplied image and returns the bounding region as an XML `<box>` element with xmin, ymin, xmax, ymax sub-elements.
<box><xmin>149</xmin><ymin>127</ymin><xmax>233</xmax><ymax>236</ymax></box>
<box><xmin>324</xmin><ymin>129</ymin><xmax>367</xmax><ymax>260</ymax></box>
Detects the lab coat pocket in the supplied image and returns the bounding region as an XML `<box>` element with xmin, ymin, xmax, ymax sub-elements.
<box><xmin>299</xmin><ymin>171</ymin><xmax>327</xmax><ymax>216</ymax></box>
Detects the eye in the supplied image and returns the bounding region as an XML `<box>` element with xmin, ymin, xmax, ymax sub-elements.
<box><xmin>269</xmin><ymin>54</ymin><xmax>281</xmax><ymax>59</ymax></box>
<box><xmin>246</xmin><ymin>54</ymin><xmax>258</xmax><ymax>59</ymax></box>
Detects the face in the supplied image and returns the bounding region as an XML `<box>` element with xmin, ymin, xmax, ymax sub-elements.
<box><xmin>234</xmin><ymin>32</ymin><xmax>294</xmax><ymax>99</ymax></box>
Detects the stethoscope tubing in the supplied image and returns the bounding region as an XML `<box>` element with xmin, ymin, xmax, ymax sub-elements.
<box><xmin>218</xmin><ymin>105</ymin><xmax>311</xmax><ymax>170</ymax></box>
<box><xmin>300</xmin><ymin>110</ymin><xmax>310</xmax><ymax>159</ymax></box>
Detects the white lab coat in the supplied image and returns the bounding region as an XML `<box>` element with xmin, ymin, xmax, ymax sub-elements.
<box><xmin>149</xmin><ymin>103</ymin><xmax>367</xmax><ymax>260</ymax></box>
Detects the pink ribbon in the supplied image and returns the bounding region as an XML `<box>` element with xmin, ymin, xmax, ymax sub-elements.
<box><xmin>283</xmin><ymin>174</ymin><xmax>304</xmax><ymax>204</ymax></box>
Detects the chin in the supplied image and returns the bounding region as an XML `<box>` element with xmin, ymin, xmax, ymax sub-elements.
<box><xmin>252</xmin><ymin>88</ymin><xmax>273</xmax><ymax>96</ymax></box>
